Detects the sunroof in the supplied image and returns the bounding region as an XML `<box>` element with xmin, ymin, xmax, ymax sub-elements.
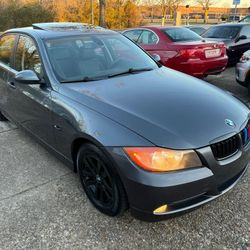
<box><xmin>32</xmin><ymin>22</ymin><xmax>104</xmax><ymax>31</ymax></box>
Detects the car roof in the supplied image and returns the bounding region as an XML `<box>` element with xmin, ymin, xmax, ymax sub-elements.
<box><xmin>4</xmin><ymin>22</ymin><xmax>116</xmax><ymax>39</ymax></box>
<box><xmin>123</xmin><ymin>26</ymin><xmax>188</xmax><ymax>32</ymax></box>
<box><xmin>213</xmin><ymin>23</ymin><xmax>250</xmax><ymax>27</ymax></box>
<box><xmin>142</xmin><ymin>26</ymin><xmax>183</xmax><ymax>30</ymax></box>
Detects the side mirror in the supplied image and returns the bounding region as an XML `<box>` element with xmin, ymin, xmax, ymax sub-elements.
<box><xmin>235</xmin><ymin>35</ymin><xmax>247</xmax><ymax>43</ymax></box>
<box><xmin>151</xmin><ymin>53</ymin><xmax>161</xmax><ymax>62</ymax></box>
<box><xmin>15</xmin><ymin>70</ymin><xmax>40</xmax><ymax>84</ymax></box>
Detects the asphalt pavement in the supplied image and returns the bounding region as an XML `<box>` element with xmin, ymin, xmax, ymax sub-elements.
<box><xmin>0</xmin><ymin>68</ymin><xmax>249</xmax><ymax>249</ymax></box>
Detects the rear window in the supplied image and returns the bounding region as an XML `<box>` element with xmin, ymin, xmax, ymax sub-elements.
<box><xmin>162</xmin><ymin>28</ymin><xmax>202</xmax><ymax>42</ymax></box>
<box><xmin>203</xmin><ymin>26</ymin><xmax>241</xmax><ymax>39</ymax></box>
<box><xmin>189</xmin><ymin>27</ymin><xmax>206</xmax><ymax>35</ymax></box>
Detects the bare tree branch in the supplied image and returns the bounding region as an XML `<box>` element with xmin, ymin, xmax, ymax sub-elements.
<box><xmin>197</xmin><ymin>0</ymin><xmax>214</xmax><ymax>23</ymax></box>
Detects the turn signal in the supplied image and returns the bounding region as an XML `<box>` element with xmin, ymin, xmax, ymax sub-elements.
<box><xmin>123</xmin><ymin>147</ymin><xmax>202</xmax><ymax>172</ymax></box>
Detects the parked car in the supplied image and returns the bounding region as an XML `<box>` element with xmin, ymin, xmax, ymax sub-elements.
<box><xmin>185</xmin><ymin>25</ymin><xmax>208</xmax><ymax>35</ymax></box>
<box><xmin>228</xmin><ymin>15</ymin><xmax>244</xmax><ymax>22</ymax></box>
<box><xmin>0</xmin><ymin>23</ymin><xmax>249</xmax><ymax>221</ymax></box>
<box><xmin>239</xmin><ymin>15</ymin><xmax>250</xmax><ymax>23</ymax></box>
<box><xmin>123</xmin><ymin>26</ymin><xmax>228</xmax><ymax>78</ymax></box>
<box><xmin>236</xmin><ymin>49</ymin><xmax>250</xmax><ymax>94</ymax></box>
<box><xmin>202</xmin><ymin>23</ymin><xmax>250</xmax><ymax>64</ymax></box>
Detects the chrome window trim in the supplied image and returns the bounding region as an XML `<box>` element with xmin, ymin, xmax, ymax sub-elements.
<box><xmin>137</xmin><ymin>28</ymin><xmax>160</xmax><ymax>45</ymax></box>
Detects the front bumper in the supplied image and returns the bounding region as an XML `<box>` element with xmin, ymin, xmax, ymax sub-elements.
<box><xmin>107</xmin><ymin>140</ymin><xmax>250</xmax><ymax>221</ymax></box>
<box><xmin>236</xmin><ymin>62</ymin><xmax>250</xmax><ymax>87</ymax></box>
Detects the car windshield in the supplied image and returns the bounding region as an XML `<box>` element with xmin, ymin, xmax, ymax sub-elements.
<box><xmin>162</xmin><ymin>27</ymin><xmax>202</xmax><ymax>42</ymax></box>
<box><xmin>202</xmin><ymin>26</ymin><xmax>240</xmax><ymax>39</ymax></box>
<box><xmin>44</xmin><ymin>33</ymin><xmax>159</xmax><ymax>83</ymax></box>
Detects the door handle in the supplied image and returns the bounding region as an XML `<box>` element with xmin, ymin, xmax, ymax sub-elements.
<box><xmin>53</xmin><ymin>125</ymin><xmax>62</xmax><ymax>131</ymax></box>
<box><xmin>7</xmin><ymin>81</ymin><xmax>16</xmax><ymax>89</ymax></box>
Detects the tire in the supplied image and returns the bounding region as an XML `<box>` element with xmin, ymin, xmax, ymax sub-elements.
<box><xmin>77</xmin><ymin>143</ymin><xmax>128</xmax><ymax>216</ymax></box>
<box><xmin>0</xmin><ymin>111</ymin><xmax>7</xmax><ymax>121</ymax></box>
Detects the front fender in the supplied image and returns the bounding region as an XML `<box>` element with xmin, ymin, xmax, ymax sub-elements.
<box><xmin>51</xmin><ymin>90</ymin><xmax>153</xmax><ymax>161</ymax></box>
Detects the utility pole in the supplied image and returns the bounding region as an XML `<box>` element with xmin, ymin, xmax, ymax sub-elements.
<box><xmin>233</xmin><ymin>0</ymin><xmax>240</xmax><ymax>22</ymax></box>
<box><xmin>185</xmin><ymin>5</ymin><xmax>189</xmax><ymax>25</ymax></box>
<box><xmin>234</xmin><ymin>4</ymin><xmax>238</xmax><ymax>22</ymax></box>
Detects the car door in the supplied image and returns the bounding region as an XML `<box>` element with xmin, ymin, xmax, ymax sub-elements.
<box><xmin>232</xmin><ymin>26</ymin><xmax>250</xmax><ymax>61</ymax></box>
<box><xmin>9</xmin><ymin>34</ymin><xmax>54</xmax><ymax>146</ymax></box>
<box><xmin>0</xmin><ymin>34</ymin><xmax>17</xmax><ymax>117</ymax></box>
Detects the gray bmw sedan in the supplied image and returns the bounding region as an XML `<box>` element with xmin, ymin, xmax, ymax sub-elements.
<box><xmin>0</xmin><ymin>23</ymin><xmax>249</xmax><ymax>221</ymax></box>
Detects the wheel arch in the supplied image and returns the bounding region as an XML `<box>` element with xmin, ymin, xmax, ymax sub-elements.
<box><xmin>71</xmin><ymin>135</ymin><xmax>104</xmax><ymax>173</ymax></box>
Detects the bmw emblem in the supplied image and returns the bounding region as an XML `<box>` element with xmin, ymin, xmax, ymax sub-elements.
<box><xmin>225</xmin><ymin>119</ymin><xmax>236</xmax><ymax>128</ymax></box>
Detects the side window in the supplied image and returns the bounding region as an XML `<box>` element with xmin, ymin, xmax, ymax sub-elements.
<box><xmin>0</xmin><ymin>35</ymin><xmax>16</xmax><ymax>67</ymax></box>
<box><xmin>137</xmin><ymin>30</ymin><xmax>158</xmax><ymax>45</ymax></box>
<box><xmin>241</xmin><ymin>16</ymin><xmax>250</xmax><ymax>23</ymax></box>
<box><xmin>123</xmin><ymin>30</ymin><xmax>142</xmax><ymax>42</ymax></box>
<box><xmin>240</xmin><ymin>26</ymin><xmax>250</xmax><ymax>38</ymax></box>
<box><xmin>15</xmin><ymin>35</ymin><xmax>42</xmax><ymax>75</ymax></box>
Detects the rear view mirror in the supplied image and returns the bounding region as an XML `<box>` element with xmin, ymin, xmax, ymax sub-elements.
<box><xmin>235</xmin><ymin>35</ymin><xmax>247</xmax><ymax>43</ymax></box>
<box><xmin>15</xmin><ymin>70</ymin><xmax>40</xmax><ymax>84</ymax></box>
<box><xmin>151</xmin><ymin>54</ymin><xmax>161</xmax><ymax>62</ymax></box>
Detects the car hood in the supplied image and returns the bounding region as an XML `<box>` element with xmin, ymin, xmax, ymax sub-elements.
<box><xmin>61</xmin><ymin>67</ymin><xmax>250</xmax><ymax>149</ymax></box>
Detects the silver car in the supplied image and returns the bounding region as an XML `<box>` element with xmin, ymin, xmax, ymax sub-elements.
<box><xmin>236</xmin><ymin>50</ymin><xmax>250</xmax><ymax>94</ymax></box>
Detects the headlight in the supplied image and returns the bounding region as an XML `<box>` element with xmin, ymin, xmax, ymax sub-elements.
<box><xmin>240</xmin><ymin>54</ymin><xmax>250</xmax><ymax>63</ymax></box>
<box><xmin>123</xmin><ymin>147</ymin><xmax>202</xmax><ymax>172</ymax></box>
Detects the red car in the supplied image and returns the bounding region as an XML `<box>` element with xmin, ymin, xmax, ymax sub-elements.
<box><xmin>123</xmin><ymin>26</ymin><xmax>228</xmax><ymax>78</ymax></box>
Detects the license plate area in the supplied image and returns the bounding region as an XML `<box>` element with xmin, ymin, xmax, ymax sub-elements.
<box><xmin>205</xmin><ymin>48</ymin><xmax>221</xmax><ymax>58</ymax></box>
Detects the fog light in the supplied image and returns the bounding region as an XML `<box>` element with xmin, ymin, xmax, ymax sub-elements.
<box><xmin>153</xmin><ymin>204</ymin><xmax>168</xmax><ymax>214</ymax></box>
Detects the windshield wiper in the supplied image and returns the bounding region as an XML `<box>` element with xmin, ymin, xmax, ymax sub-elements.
<box><xmin>108</xmin><ymin>68</ymin><xmax>154</xmax><ymax>78</ymax></box>
<box><xmin>60</xmin><ymin>68</ymin><xmax>154</xmax><ymax>83</ymax></box>
<box><xmin>61</xmin><ymin>76</ymin><xmax>108</xmax><ymax>83</ymax></box>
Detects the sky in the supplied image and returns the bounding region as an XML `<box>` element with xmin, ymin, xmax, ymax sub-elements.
<box><xmin>188</xmin><ymin>0</ymin><xmax>250</xmax><ymax>8</ymax></box>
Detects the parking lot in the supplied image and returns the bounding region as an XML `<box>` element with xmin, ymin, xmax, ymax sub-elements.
<box><xmin>0</xmin><ymin>67</ymin><xmax>249</xmax><ymax>249</ymax></box>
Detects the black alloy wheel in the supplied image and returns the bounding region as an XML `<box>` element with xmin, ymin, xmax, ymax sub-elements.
<box><xmin>77</xmin><ymin>143</ymin><xmax>128</xmax><ymax>216</ymax></box>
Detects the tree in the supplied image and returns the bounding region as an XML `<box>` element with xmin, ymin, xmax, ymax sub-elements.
<box><xmin>105</xmin><ymin>0</ymin><xmax>143</xmax><ymax>29</ymax></box>
<box><xmin>197</xmin><ymin>0</ymin><xmax>214</xmax><ymax>23</ymax></box>
<box><xmin>99</xmin><ymin>0</ymin><xmax>106</xmax><ymax>27</ymax></box>
<box><xmin>0</xmin><ymin>1</ymin><xmax>54</xmax><ymax>30</ymax></box>
<box><xmin>123</xmin><ymin>0</ymin><xmax>142</xmax><ymax>27</ymax></box>
<box><xmin>161</xmin><ymin>0</ymin><xmax>184</xmax><ymax>25</ymax></box>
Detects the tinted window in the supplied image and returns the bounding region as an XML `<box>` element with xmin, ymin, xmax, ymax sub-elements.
<box><xmin>45</xmin><ymin>34</ymin><xmax>158</xmax><ymax>82</ymax></box>
<box><xmin>123</xmin><ymin>30</ymin><xmax>142</xmax><ymax>42</ymax></box>
<box><xmin>203</xmin><ymin>26</ymin><xmax>241</xmax><ymax>39</ymax></box>
<box><xmin>240</xmin><ymin>26</ymin><xmax>250</xmax><ymax>38</ymax></box>
<box><xmin>138</xmin><ymin>30</ymin><xmax>158</xmax><ymax>44</ymax></box>
<box><xmin>15</xmin><ymin>36</ymin><xmax>42</xmax><ymax>75</ymax></box>
<box><xmin>189</xmin><ymin>27</ymin><xmax>206</xmax><ymax>35</ymax></box>
<box><xmin>0</xmin><ymin>35</ymin><xmax>16</xmax><ymax>67</ymax></box>
<box><xmin>162</xmin><ymin>28</ymin><xmax>202</xmax><ymax>42</ymax></box>
<box><xmin>240</xmin><ymin>15</ymin><xmax>250</xmax><ymax>23</ymax></box>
